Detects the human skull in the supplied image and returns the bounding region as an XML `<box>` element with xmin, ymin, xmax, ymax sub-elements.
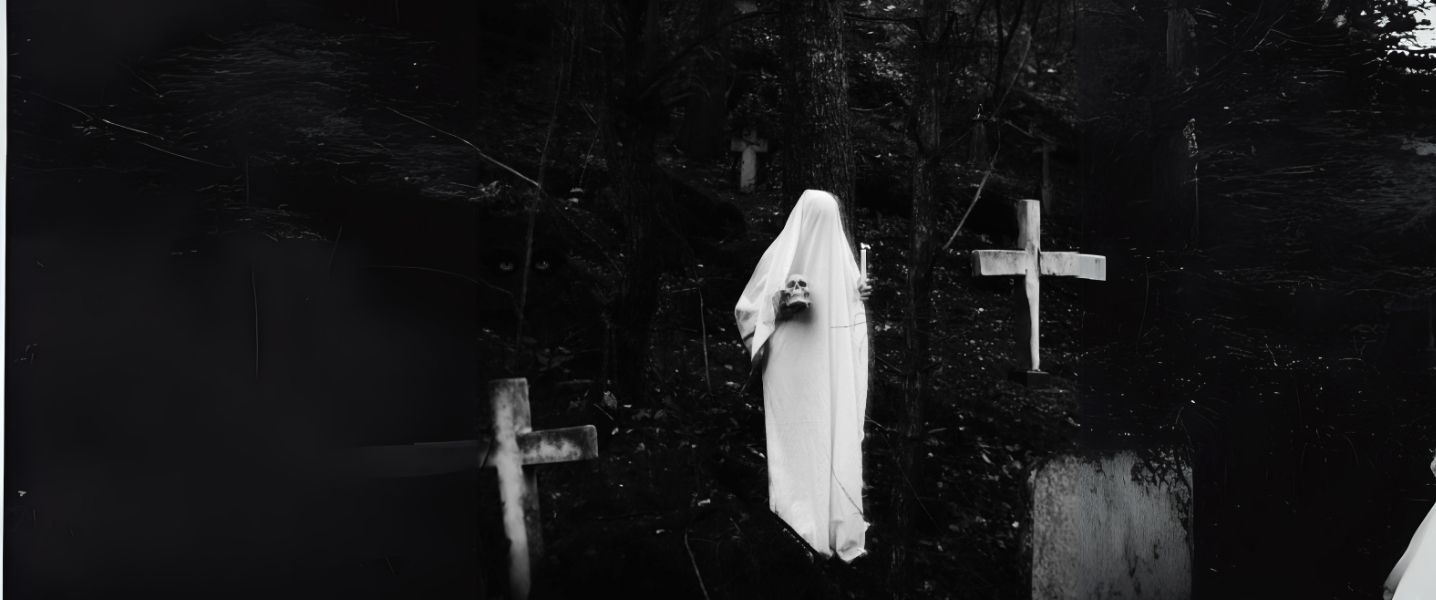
<box><xmin>779</xmin><ymin>273</ymin><xmax>811</xmax><ymax>314</ymax></box>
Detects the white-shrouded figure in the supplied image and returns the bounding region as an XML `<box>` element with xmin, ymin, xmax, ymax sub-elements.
<box><xmin>1386</xmin><ymin>453</ymin><xmax>1436</xmax><ymax>599</ymax></box>
<box><xmin>734</xmin><ymin>189</ymin><xmax>870</xmax><ymax>562</ymax></box>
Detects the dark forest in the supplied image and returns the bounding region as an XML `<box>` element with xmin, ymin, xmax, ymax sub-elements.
<box><xmin>6</xmin><ymin>0</ymin><xmax>1436</xmax><ymax>598</ymax></box>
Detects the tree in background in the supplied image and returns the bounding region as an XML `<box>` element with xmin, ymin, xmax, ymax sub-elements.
<box><xmin>676</xmin><ymin>0</ymin><xmax>740</xmax><ymax>160</ymax></box>
<box><xmin>891</xmin><ymin>2</ymin><xmax>953</xmax><ymax>594</ymax></box>
<box><xmin>583</xmin><ymin>0</ymin><xmax>766</xmax><ymax>404</ymax></box>
<box><xmin>780</xmin><ymin>0</ymin><xmax>857</xmax><ymax>226</ymax></box>
<box><xmin>1155</xmin><ymin>0</ymin><xmax>1199</xmax><ymax>250</ymax></box>
<box><xmin>590</xmin><ymin>0</ymin><xmax>676</xmax><ymax>405</ymax></box>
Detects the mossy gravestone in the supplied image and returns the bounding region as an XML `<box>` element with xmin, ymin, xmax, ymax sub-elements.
<box><xmin>1029</xmin><ymin>450</ymin><xmax>1192</xmax><ymax>600</ymax></box>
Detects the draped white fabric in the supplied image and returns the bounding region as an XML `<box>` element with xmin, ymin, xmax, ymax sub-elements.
<box><xmin>734</xmin><ymin>189</ymin><xmax>869</xmax><ymax>562</ymax></box>
<box><xmin>1388</xmin><ymin>502</ymin><xmax>1436</xmax><ymax>600</ymax></box>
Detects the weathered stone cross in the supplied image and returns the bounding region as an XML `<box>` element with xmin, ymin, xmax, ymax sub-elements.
<box><xmin>729</xmin><ymin>128</ymin><xmax>768</xmax><ymax>193</ymax></box>
<box><xmin>971</xmin><ymin>199</ymin><xmax>1106</xmax><ymax>383</ymax></box>
<box><xmin>346</xmin><ymin>378</ymin><xmax>598</xmax><ymax>600</ymax></box>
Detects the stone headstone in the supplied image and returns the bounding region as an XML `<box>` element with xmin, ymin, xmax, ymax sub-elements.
<box><xmin>1030</xmin><ymin>450</ymin><xmax>1193</xmax><ymax>600</ymax></box>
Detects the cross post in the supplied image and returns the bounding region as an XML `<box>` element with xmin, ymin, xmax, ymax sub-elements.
<box><xmin>343</xmin><ymin>378</ymin><xmax>599</xmax><ymax>600</ymax></box>
<box><xmin>971</xmin><ymin>200</ymin><xmax>1106</xmax><ymax>384</ymax></box>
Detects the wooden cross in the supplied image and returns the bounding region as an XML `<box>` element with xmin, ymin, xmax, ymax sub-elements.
<box><xmin>971</xmin><ymin>200</ymin><xmax>1106</xmax><ymax>383</ymax></box>
<box><xmin>345</xmin><ymin>378</ymin><xmax>599</xmax><ymax>600</ymax></box>
<box><xmin>729</xmin><ymin>128</ymin><xmax>768</xmax><ymax>194</ymax></box>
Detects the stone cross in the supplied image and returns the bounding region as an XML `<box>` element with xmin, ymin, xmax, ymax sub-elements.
<box><xmin>729</xmin><ymin>128</ymin><xmax>768</xmax><ymax>193</ymax></box>
<box><xmin>971</xmin><ymin>199</ymin><xmax>1106</xmax><ymax>383</ymax></box>
<box><xmin>345</xmin><ymin>378</ymin><xmax>599</xmax><ymax>600</ymax></box>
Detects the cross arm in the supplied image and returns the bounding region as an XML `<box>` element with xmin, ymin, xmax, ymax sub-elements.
<box><xmin>341</xmin><ymin>425</ymin><xmax>600</xmax><ymax>479</ymax></box>
<box><xmin>972</xmin><ymin>249</ymin><xmax>1032</xmax><ymax>277</ymax></box>
<box><xmin>1038</xmin><ymin>252</ymin><xmax>1106</xmax><ymax>281</ymax></box>
<box><xmin>519</xmin><ymin>425</ymin><xmax>599</xmax><ymax>466</ymax></box>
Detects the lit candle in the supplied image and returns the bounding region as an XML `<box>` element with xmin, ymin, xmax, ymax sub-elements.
<box><xmin>860</xmin><ymin>243</ymin><xmax>869</xmax><ymax>279</ymax></box>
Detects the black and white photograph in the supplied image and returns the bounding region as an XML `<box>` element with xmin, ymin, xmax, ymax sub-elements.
<box><xmin>4</xmin><ymin>0</ymin><xmax>1436</xmax><ymax>598</ymax></box>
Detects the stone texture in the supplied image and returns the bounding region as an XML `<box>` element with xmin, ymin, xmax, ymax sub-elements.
<box><xmin>1030</xmin><ymin>450</ymin><xmax>1193</xmax><ymax>600</ymax></box>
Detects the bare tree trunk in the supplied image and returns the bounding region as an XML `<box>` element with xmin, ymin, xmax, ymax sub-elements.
<box><xmin>677</xmin><ymin>0</ymin><xmax>736</xmax><ymax>160</ymax></box>
<box><xmin>890</xmin><ymin>2</ymin><xmax>947</xmax><ymax>597</ymax></box>
<box><xmin>779</xmin><ymin>0</ymin><xmax>856</xmax><ymax>226</ymax></box>
<box><xmin>605</xmin><ymin>121</ymin><xmax>667</xmax><ymax>406</ymax></box>
<box><xmin>1155</xmin><ymin>0</ymin><xmax>1198</xmax><ymax>249</ymax></box>
<box><xmin>599</xmin><ymin>0</ymin><xmax>672</xmax><ymax>405</ymax></box>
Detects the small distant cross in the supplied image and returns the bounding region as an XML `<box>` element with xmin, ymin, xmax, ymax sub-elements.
<box><xmin>972</xmin><ymin>200</ymin><xmax>1106</xmax><ymax>382</ymax></box>
<box><xmin>730</xmin><ymin>128</ymin><xmax>768</xmax><ymax>194</ymax></box>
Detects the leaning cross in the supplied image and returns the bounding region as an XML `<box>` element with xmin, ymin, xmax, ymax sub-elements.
<box><xmin>972</xmin><ymin>199</ymin><xmax>1106</xmax><ymax>383</ymax></box>
<box><xmin>729</xmin><ymin>128</ymin><xmax>768</xmax><ymax>193</ymax></box>
<box><xmin>346</xmin><ymin>378</ymin><xmax>599</xmax><ymax>600</ymax></box>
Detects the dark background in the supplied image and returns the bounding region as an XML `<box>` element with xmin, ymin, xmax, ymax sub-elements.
<box><xmin>6</xmin><ymin>0</ymin><xmax>1436</xmax><ymax>598</ymax></box>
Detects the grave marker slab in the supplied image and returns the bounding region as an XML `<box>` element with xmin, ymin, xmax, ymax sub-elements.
<box><xmin>1030</xmin><ymin>450</ymin><xmax>1192</xmax><ymax>600</ymax></box>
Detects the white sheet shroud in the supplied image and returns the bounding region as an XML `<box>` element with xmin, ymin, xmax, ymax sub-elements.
<box><xmin>1388</xmin><ymin>500</ymin><xmax>1436</xmax><ymax>599</ymax></box>
<box><xmin>734</xmin><ymin>189</ymin><xmax>869</xmax><ymax>562</ymax></box>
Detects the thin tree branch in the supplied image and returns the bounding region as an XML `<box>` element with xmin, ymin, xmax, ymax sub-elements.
<box><xmin>698</xmin><ymin>287</ymin><xmax>713</xmax><ymax>397</ymax></box>
<box><xmin>386</xmin><ymin>106</ymin><xmax>541</xmax><ymax>189</ymax></box>
<box><xmin>364</xmin><ymin>264</ymin><xmax>517</xmax><ymax>311</ymax></box>
<box><xmin>25</xmin><ymin>91</ymin><xmax>229</xmax><ymax>168</ymax></box>
<box><xmin>640</xmin><ymin>9</ymin><xmax>776</xmax><ymax>103</ymax></box>
<box><xmin>941</xmin><ymin>145</ymin><xmax>1001</xmax><ymax>252</ymax></box>
<box><xmin>844</xmin><ymin>11</ymin><xmax>920</xmax><ymax>25</ymax></box>
<box><xmin>683</xmin><ymin>527</ymin><xmax>713</xmax><ymax>600</ymax></box>
<box><xmin>135</xmin><ymin>141</ymin><xmax>233</xmax><ymax>169</ymax></box>
<box><xmin>992</xmin><ymin>20</ymin><xmax>1034</xmax><ymax>119</ymax></box>
<box><xmin>517</xmin><ymin>14</ymin><xmax>577</xmax><ymax>344</ymax></box>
